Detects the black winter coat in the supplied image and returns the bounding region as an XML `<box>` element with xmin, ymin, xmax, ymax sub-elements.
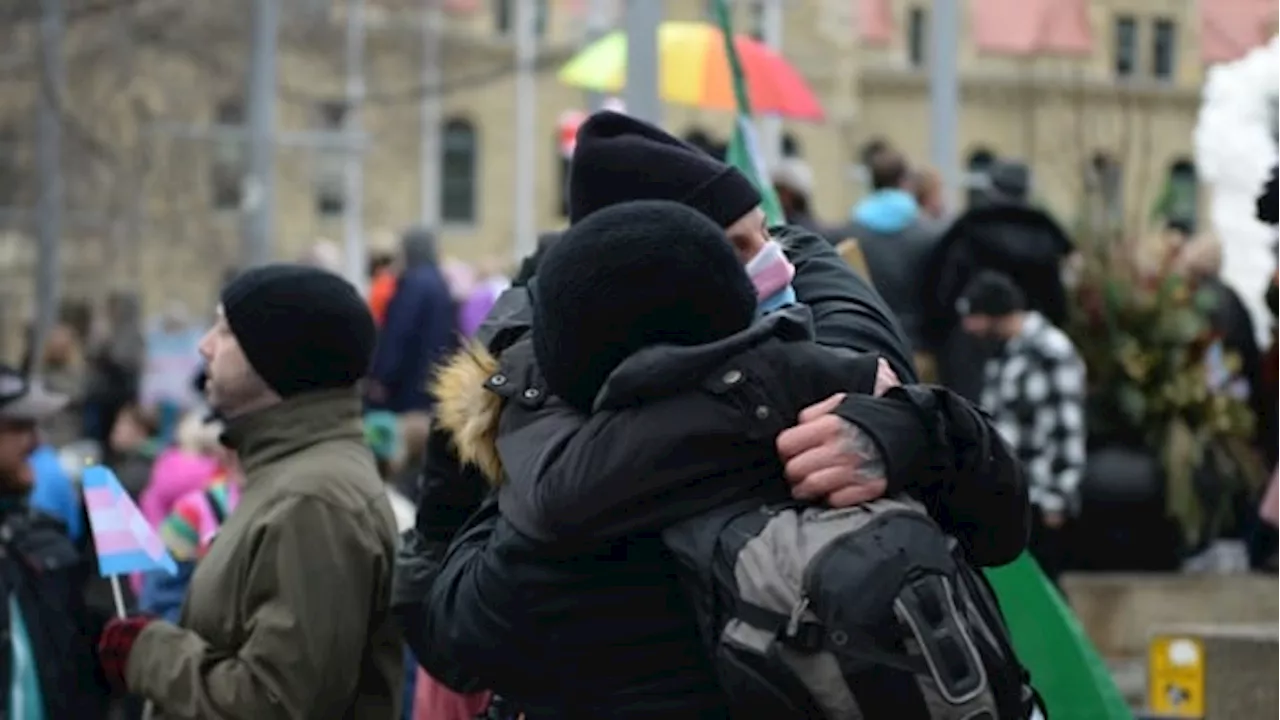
<box><xmin>496</xmin><ymin>308</ymin><xmax>1027</xmax><ymax>567</ymax></box>
<box><xmin>924</xmin><ymin>202</ymin><xmax>1074</xmax><ymax>399</ymax></box>
<box><xmin>393</xmin><ymin>228</ymin><xmax>1027</xmax><ymax>719</ymax></box>
<box><xmin>832</xmin><ymin>216</ymin><xmax>945</xmax><ymax>353</ymax></box>
<box><xmin>0</xmin><ymin>504</ymin><xmax>110</xmax><ymax>718</ymax></box>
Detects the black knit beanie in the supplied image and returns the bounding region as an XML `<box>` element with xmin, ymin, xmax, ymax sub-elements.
<box><xmin>532</xmin><ymin>200</ymin><xmax>758</xmax><ymax>413</ymax></box>
<box><xmin>956</xmin><ymin>270</ymin><xmax>1027</xmax><ymax>318</ymax></box>
<box><xmin>220</xmin><ymin>264</ymin><xmax>376</xmax><ymax>398</ymax></box>
<box><xmin>569</xmin><ymin>111</ymin><xmax>762</xmax><ymax>228</ymax></box>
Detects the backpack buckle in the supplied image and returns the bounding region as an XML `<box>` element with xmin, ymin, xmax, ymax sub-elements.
<box><xmin>785</xmin><ymin>597</ymin><xmax>810</xmax><ymax>638</ymax></box>
<box><xmin>778</xmin><ymin>597</ymin><xmax>825</xmax><ymax>653</ymax></box>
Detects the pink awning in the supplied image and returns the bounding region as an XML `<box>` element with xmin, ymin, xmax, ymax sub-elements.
<box><xmin>857</xmin><ymin>0</ymin><xmax>894</xmax><ymax>46</ymax></box>
<box><xmin>971</xmin><ymin>0</ymin><xmax>1093</xmax><ymax>56</ymax></box>
<box><xmin>1201</xmin><ymin>0</ymin><xmax>1277</xmax><ymax>64</ymax></box>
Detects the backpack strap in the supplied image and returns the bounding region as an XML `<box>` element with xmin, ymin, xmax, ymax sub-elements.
<box><xmin>950</xmin><ymin>546</ymin><xmax>1045</xmax><ymax>719</ymax></box>
<box><xmin>734</xmin><ymin>599</ymin><xmax>928</xmax><ymax>677</ymax></box>
<box><xmin>735</xmin><ymin>600</ymin><xmax>827</xmax><ymax>651</ymax></box>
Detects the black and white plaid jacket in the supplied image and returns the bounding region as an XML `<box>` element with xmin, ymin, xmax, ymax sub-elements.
<box><xmin>979</xmin><ymin>311</ymin><xmax>1087</xmax><ymax>515</ymax></box>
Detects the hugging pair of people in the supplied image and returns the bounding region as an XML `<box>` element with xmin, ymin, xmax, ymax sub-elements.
<box><xmin>396</xmin><ymin>112</ymin><xmax>1029</xmax><ymax>719</ymax></box>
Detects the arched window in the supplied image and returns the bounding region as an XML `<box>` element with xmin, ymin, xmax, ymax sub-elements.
<box><xmin>441</xmin><ymin>118</ymin><xmax>478</xmax><ymax>224</ymax></box>
<box><xmin>212</xmin><ymin>97</ymin><xmax>246</xmax><ymax>210</ymax></box>
<box><xmin>1153</xmin><ymin>156</ymin><xmax>1198</xmax><ymax>233</ymax></box>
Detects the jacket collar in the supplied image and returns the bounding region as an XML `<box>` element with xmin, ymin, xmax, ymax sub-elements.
<box><xmin>475</xmin><ymin>287</ymin><xmax>534</xmax><ymax>355</ymax></box>
<box><xmin>220</xmin><ymin>388</ymin><xmax>364</xmax><ymax>480</ymax></box>
<box><xmin>1006</xmin><ymin>311</ymin><xmax>1047</xmax><ymax>355</ymax></box>
<box><xmin>593</xmin><ymin>305</ymin><xmax>814</xmax><ymax>411</ymax></box>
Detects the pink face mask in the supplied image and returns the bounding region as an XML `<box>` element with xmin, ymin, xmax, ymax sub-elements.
<box><xmin>745</xmin><ymin>240</ymin><xmax>796</xmax><ymax>300</ymax></box>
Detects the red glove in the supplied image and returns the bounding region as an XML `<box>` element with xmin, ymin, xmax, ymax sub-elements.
<box><xmin>98</xmin><ymin>616</ymin><xmax>154</xmax><ymax>694</ymax></box>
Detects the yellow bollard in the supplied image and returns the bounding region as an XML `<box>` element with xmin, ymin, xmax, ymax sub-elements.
<box><xmin>1147</xmin><ymin>635</ymin><xmax>1205</xmax><ymax>719</ymax></box>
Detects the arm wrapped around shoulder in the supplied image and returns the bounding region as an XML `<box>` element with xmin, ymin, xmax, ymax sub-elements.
<box><xmin>833</xmin><ymin>385</ymin><xmax>1030</xmax><ymax>566</ymax></box>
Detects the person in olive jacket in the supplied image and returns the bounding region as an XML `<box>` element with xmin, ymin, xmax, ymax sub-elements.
<box><xmin>98</xmin><ymin>265</ymin><xmax>404</xmax><ymax>719</ymax></box>
<box><xmin>394</xmin><ymin>113</ymin><xmax>1029</xmax><ymax>718</ymax></box>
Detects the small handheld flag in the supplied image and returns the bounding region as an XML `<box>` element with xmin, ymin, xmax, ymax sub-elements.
<box><xmin>82</xmin><ymin>465</ymin><xmax>178</xmax><ymax>578</ymax></box>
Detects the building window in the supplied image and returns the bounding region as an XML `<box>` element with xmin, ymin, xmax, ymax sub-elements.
<box><xmin>441</xmin><ymin>118</ymin><xmax>478</xmax><ymax>224</ymax></box>
<box><xmin>493</xmin><ymin>0</ymin><xmax>547</xmax><ymax>37</ymax></box>
<box><xmin>211</xmin><ymin>97</ymin><xmax>245</xmax><ymax>210</ymax></box>
<box><xmin>907</xmin><ymin>6</ymin><xmax>928</xmax><ymax>68</ymax></box>
<box><xmin>317</xmin><ymin>100</ymin><xmax>348</xmax><ymax>129</ymax></box>
<box><xmin>313</xmin><ymin>100</ymin><xmax>348</xmax><ymax>217</ymax></box>
<box><xmin>1152</xmin><ymin>18</ymin><xmax>1177</xmax><ymax>81</ymax></box>
<box><xmin>1154</xmin><ymin>158</ymin><xmax>1198</xmax><ymax>233</ymax></box>
<box><xmin>1113</xmin><ymin>15</ymin><xmax>1137</xmax><ymax>78</ymax></box>
<box><xmin>0</xmin><ymin>124</ymin><xmax>22</xmax><ymax>209</ymax></box>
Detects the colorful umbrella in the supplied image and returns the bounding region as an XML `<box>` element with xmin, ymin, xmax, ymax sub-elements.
<box><xmin>557</xmin><ymin>21</ymin><xmax>825</xmax><ymax>121</ymax></box>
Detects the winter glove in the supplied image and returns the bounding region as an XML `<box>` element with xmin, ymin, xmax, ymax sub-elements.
<box><xmin>1259</xmin><ymin>165</ymin><xmax>1280</xmax><ymax>224</ymax></box>
<box><xmin>98</xmin><ymin>615</ymin><xmax>154</xmax><ymax>694</ymax></box>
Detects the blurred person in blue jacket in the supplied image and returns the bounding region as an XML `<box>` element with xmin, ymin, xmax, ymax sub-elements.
<box><xmin>367</xmin><ymin>227</ymin><xmax>459</xmax><ymax>413</ymax></box>
<box><xmin>28</xmin><ymin>443</ymin><xmax>84</xmax><ymax>543</ymax></box>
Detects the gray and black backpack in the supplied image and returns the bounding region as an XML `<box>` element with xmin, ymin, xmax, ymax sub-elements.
<box><xmin>663</xmin><ymin>496</ymin><xmax>1041</xmax><ymax>720</ymax></box>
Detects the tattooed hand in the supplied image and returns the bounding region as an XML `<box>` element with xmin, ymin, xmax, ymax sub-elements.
<box><xmin>775</xmin><ymin>392</ymin><xmax>888</xmax><ymax>508</ymax></box>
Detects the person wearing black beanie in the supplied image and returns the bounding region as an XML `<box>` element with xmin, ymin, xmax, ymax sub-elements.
<box><xmin>569</xmin><ymin>111</ymin><xmax>762</xmax><ymax>229</ymax></box>
<box><xmin>956</xmin><ymin>269</ymin><xmax>1084</xmax><ymax>582</ymax></box>
<box><xmin>532</xmin><ymin>200</ymin><xmax>759</xmax><ymax>412</ymax></box>
<box><xmin>101</xmin><ymin>263</ymin><xmax>404</xmax><ymax>714</ymax></box>
<box><xmin>394</xmin><ymin>109</ymin><xmax>1031</xmax><ymax>720</ymax></box>
<box><xmin>208</xmin><ymin>263</ymin><xmax>376</xmax><ymax>410</ymax></box>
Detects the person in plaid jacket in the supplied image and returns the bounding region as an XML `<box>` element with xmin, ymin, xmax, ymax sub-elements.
<box><xmin>958</xmin><ymin>270</ymin><xmax>1087</xmax><ymax>582</ymax></box>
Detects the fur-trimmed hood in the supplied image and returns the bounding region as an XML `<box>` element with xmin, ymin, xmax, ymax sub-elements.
<box><xmin>429</xmin><ymin>340</ymin><xmax>506</xmax><ymax>486</ymax></box>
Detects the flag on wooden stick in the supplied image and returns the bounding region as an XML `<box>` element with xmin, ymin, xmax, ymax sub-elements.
<box><xmin>712</xmin><ymin>0</ymin><xmax>785</xmax><ymax>226</ymax></box>
<box><xmin>82</xmin><ymin>465</ymin><xmax>177</xmax><ymax>578</ymax></box>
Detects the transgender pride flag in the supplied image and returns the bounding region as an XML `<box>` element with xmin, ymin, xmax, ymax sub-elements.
<box><xmin>82</xmin><ymin>465</ymin><xmax>178</xmax><ymax>578</ymax></box>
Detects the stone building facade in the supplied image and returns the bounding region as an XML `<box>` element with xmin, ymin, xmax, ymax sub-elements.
<box><xmin>0</xmin><ymin>0</ymin><xmax>1273</xmax><ymax>354</ymax></box>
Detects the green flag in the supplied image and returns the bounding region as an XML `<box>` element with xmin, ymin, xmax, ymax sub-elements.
<box><xmin>985</xmin><ymin>554</ymin><xmax>1134</xmax><ymax>720</ymax></box>
<box><xmin>712</xmin><ymin>0</ymin><xmax>785</xmax><ymax>226</ymax></box>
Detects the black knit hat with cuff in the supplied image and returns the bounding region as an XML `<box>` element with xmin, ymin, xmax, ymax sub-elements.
<box><xmin>220</xmin><ymin>264</ymin><xmax>376</xmax><ymax>398</ymax></box>
<box><xmin>532</xmin><ymin>200</ymin><xmax>758</xmax><ymax>413</ymax></box>
<box><xmin>568</xmin><ymin>111</ymin><xmax>762</xmax><ymax>229</ymax></box>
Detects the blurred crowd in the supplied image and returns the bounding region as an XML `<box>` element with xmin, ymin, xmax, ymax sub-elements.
<box><xmin>766</xmin><ymin>139</ymin><xmax>1278</xmax><ymax>578</ymax></box>
<box><xmin>0</xmin><ymin>111</ymin><xmax>1273</xmax><ymax>719</ymax></box>
<box><xmin>5</xmin><ymin>224</ymin><xmax>526</xmax><ymax>719</ymax></box>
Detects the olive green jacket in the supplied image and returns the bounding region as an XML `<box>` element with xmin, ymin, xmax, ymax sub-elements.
<box><xmin>127</xmin><ymin>389</ymin><xmax>403</xmax><ymax>719</ymax></box>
